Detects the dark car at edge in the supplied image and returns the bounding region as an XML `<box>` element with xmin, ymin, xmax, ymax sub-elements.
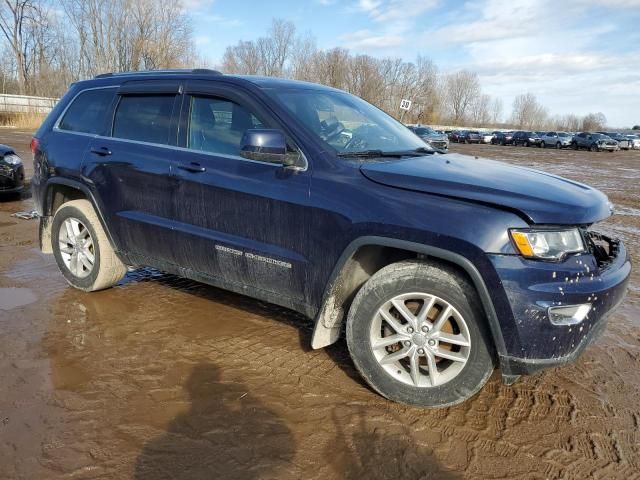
<box><xmin>31</xmin><ymin>70</ymin><xmax>631</xmax><ymax>407</ymax></box>
<box><xmin>0</xmin><ymin>145</ymin><xmax>25</xmax><ymax>195</ymax></box>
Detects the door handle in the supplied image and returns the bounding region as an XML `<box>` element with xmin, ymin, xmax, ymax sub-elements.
<box><xmin>90</xmin><ymin>146</ymin><xmax>112</xmax><ymax>156</ymax></box>
<box><xmin>178</xmin><ymin>162</ymin><xmax>206</xmax><ymax>173</ymax></box>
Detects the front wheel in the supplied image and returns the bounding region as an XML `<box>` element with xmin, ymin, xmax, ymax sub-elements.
<box><xmin>52</xmin><ymin>199</ymin><xmax>127</xmax><ymax>292</ymax></box>
<box><xmin>556</xmin><ymin>142</ymin><xmax>561</xmax><ymax>149</ymax></box>
<box><xmin>590</xmin><ymin>143</ymin><xmax>598</xmax><ymax>152</ymax></box>
<box><xmin>540</xmin><ymin>141</ymin><xmax>546</xmax><ymax>148</ymax></box>
<box><xmin>346</xmin><ymin>260</ymin><xmax>495</xmax><ymax>407</ymax></box>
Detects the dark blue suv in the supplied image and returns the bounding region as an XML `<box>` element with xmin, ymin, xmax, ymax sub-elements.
<box><xmin>31</xmin><ymin>70</ymin><xmax>631</xmax><ymax>407</ymax></box>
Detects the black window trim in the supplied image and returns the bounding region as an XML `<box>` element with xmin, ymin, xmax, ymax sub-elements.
<box><xmin>52</xmin><ymin>83</ymin><xmax>309</xmax><ymax>171</ymax></box>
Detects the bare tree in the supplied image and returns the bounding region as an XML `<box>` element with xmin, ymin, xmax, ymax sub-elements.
<box><xmin>511</xmin><ymin>93</ymin><xmax>547</xmax><ymax>129</ymax></box>
<box><xmin>0</xmin><ymin>0</ymin><xmax>48</xmax><ymax>94</ymax></box>
<box><xmin>491</xmin><ymin>97</ymin><xmax>503</xmax><ymax>125</ymax></box>
<box><xmin>470</xmin><ymin>94</ymin><xmax>491</xmax><ymax>126</ymax></box>
<box><xmin>582</xmin><ymin>112</ymin><xmax>607</xmax><ymax>131</ymax></box>
<box><xmin>444</xmin><ymin>70</ymin><xmax>480</xmax><ymax>125</ymax></box>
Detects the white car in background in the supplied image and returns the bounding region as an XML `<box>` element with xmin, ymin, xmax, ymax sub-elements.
<box><xmin>480</xmin><ymin>132</ymin><xmax>494</xmax><ymax>144</ymax></box>
<box><xmin>626</xmin><ymin>135</ymin><xmax>640</xmax><ymax>149</ymax></box>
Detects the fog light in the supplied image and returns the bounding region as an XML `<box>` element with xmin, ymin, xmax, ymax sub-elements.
<box><xmin>548</xmin><ymin>303</ymin><xmax>591</xmax><ymax>326</ymax></box>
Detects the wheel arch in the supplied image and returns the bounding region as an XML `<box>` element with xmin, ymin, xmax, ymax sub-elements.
<box><xmin>311</xmin><ymin>236</ymin><xmax>507</xmax><ymax>360</ymax></box>
<box><xmin>40</xmin><ymin>178</ymin><xmax>119</xmax><ymax>255</ymax></box>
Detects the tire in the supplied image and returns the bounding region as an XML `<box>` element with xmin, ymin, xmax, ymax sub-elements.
<box><xmin>525</xmin><ymin>141</ymin><xmax>530</xmax><ymax>147</ymax></box>
<box><xmin>52</xmin><ymin>199</ymin><xmax>127</xmax><ymax>292</ymax></box>
<box><xmin>572</xmin><ymin>142</ymin><xmax>578</xmax><ymax>150</ymax></box>
<box><xmin>556</xmin><ymin>142</ymin><xmax>561</xmax><ymax>149</ymax></box>
<box><xmin>540</xmin><ymin>141</ymin><xmax>546</xmax><ymax>148</ymax></box>
<box><xmin>590</xmin><ymin>143</ymin><xmax>598</xmax><ymax>152</ymax></box>
<box><xmin>346</xmin><ymin>260</ymin><xmax>495</xmax><ymax>407</ymax></box>
<box><xmin>465</xmin><ymin>139</ymin><xmax>469</xmax><ymax>144</ymax></box>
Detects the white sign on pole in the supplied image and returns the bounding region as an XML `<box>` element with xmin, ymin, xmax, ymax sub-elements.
<box><xmin>399</xmin><ymin>99</ymin><xmax>412</xmax><ymax>111</ymax></box>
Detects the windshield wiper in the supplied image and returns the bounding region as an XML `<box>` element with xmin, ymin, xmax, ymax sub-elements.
<box><xmin>337</xmin><ymin>147</ymin><xmax>436</xmax><ymax>158</ymax></box>
<box><xmin>337</xmin><ymin>149</ymin><xmax>404</xmax><ymax>158</ymax></box>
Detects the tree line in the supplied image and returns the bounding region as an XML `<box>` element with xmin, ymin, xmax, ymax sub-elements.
<box><xmin>0</xmin><ymin>4</ymin><xmax>614</xmax><ymax>130</ymax></box>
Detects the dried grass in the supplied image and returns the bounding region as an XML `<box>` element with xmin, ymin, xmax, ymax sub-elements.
<box><xmin>0</xmin><ymin>112</ymin><xmax>47</xmax><ymax>130</ymax></box>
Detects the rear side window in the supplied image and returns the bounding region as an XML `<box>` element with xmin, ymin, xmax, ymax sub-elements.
<box><xmin>112</xmin><ymin>95</ymin><xmax>175</xmax><ymax>145</ymax></box>
<box><xmin>58</xmin><ymin>88</ymin><xmax>116</xmax><ymax>134</ymax></box>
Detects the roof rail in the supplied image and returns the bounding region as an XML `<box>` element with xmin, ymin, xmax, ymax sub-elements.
<box><xmin>94</xmin><ymin>69</ymin><xmax>223</xmax><ymax>79</ymax></box>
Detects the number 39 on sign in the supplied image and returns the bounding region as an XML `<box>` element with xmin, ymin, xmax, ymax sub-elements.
<box><xmin>399</xmin><ymin>99</ymin><xmax>412</xmax><ymax>111</ymax></box>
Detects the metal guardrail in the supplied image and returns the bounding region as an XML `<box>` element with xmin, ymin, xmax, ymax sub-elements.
<box><xmin>0</xmin><ymin>94</ymin><xmax>57</xmax><ymax>114</ymax></box>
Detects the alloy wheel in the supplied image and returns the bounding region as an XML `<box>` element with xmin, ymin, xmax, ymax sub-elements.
<box><xmin>369</xmin><ymin>292</ymin><xmax>471</xmax><ymax>388</ymax></box>
<box><xmin>58</xmin><ymin>217</ymin><xmax>95</xmax><ymax>278</ymax></box>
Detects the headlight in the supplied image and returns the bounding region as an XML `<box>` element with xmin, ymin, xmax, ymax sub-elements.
<box><xmin>510</xmin><ymin>228</ymin><xmax>585</xmax><ymax>260</ymax></box>
<box><xmin>3</xmin><ymin>154</ymin><xmax>22</xmax><ymax>165</ymax></box>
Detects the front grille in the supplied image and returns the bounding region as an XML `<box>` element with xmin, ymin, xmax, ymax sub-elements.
<box><xmin>584</xmin><ymin>230</ymin><xmax>619</xmax><ymax>270</ymax></box>
<box><xmin>0</xmin><ymin>164</ymin><xmax>12</xmax><ymax>178</ymax></box>
<box><xmin>429</xmin><ymin>140</ymin><xmax>448</xmax><ymax>149</ymax></box>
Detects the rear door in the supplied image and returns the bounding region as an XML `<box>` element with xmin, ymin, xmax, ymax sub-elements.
<box><xmin>83</xmin><ymin>80</ymin><xmax>182</xmax><ymax>265</ymax></box>
<box><xmin>170</xmin><ymin>81</ymin><xmax>311</xmax><ymax>302</ymax></box>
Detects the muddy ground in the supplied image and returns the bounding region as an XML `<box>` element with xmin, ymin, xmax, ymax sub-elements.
<box><xmin>1</xmin><ymin>128</ymin><xmax>639</xmax><ymax>479</ymax></box>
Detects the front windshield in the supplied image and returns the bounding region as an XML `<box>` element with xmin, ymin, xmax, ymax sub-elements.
<box><xmin>414</xmin><ymin>127</ymin><xmax>435</xmax><ymax>135</ymax></box>
<box><xmin>558</xmin><ymin>132</ymin><xmax>570</xmax><ymax>137</ymax></box>
<box><xmin>268</xmin><ymin>88</ymin><xmax>431</xmax><ymax>154</ymax></box>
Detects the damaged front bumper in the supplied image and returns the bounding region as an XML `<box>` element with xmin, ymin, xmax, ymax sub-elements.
<box><xmin>488</xmin><ymin>232</ymin><xmax>631</xmax><ymax>378</ymax></box>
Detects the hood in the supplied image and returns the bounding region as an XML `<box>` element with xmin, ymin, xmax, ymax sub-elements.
<box><xmin>419</xmin><ymin>133</ymin><xmax>447</xmax><ymax>141</ymax></box>
<box><xmin>360</xmin><ymin>153</ymin><xmax>611</xmax><ymax>224</ymax></box>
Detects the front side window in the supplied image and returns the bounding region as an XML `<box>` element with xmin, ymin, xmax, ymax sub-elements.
<box><xmin>112</xmin><ymin>95</ymin><xmax>175</xmax><ymax>145</ymax></box>
<box><xmin>58</xmin><ymin>88</ymin><xmax>116</xmax><ymax>135</ymax></box>
<box><xmin>188</xmin><ymin>96</ymin><xmax>264</xmax><ymax>156</ymax></box>
<box><xmin>268</xmin><ymin>89</ymin><xmax>429</xmax><ymax>155</ymax></box>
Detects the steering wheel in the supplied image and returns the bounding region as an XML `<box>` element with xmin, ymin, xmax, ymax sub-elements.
<box><xmin>321</xmin><ymin>120</ymin><xmax>346</xmax><ymax>143</ymax></box>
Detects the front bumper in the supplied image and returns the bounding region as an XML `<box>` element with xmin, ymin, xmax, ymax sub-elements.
<box><xmin>488</xmin><ymin>233</ymin><xmax>631</xmax><ymax>376</ymax></box>
<box><xmin>0</xmin><ymin>163</ymin><xmax>24</xmax><ymax>193</ymax></box>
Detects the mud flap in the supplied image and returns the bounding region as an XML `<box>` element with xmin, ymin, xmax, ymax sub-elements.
<box><xmin>39</xmin><ymin>216</ymin><xmax>53</xmax><ymax>253</ymax></box>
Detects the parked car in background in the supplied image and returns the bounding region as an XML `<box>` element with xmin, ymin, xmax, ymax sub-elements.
<box><xmin>512</xmin><ymin>131</ymin><xmax>541</xmax><ymax>147</ymax></box>
<box><xmin>626</xmin><ymin>135</ymin><xmax>640</xmax><ymax>150</ymax></box>
<box><xmin>572</xmin><ymin>132</ymin><xmax>618</xmax><ymax>152</ymax></box>
<box><xmin>480</xmin><ymin>132</ymin><xmax>494</xmax><ymax>144</ymax></box>
<box><xmin>459</xmin><ymin>130</ymin><xmax>482</xmax><ymax>144</ymax></box>
<box><xmin>448</xmin><ymin>130</ymin><xmax>463</xmax><ymax>143</ymax></box>
<box><xmin>491</xmin><ymin>131</ymin><xmax>514</xmax><ymax>145</ymax></box>
<box><xmin>540</xmin><ymin>131</ymin><xmax>573</xmax><ymax>149</ymax></box>
<box><xmin>408</xmin><ymin>125</ymin><xmax>449</xmax><ymax>150</ymax></box>
<box><xmin>603</xmin><ymin>133</ymin><xmax>631</xmax><ymax>150</ymax></box>
<box><xmin>0</xmin><ymin>144</ymin><xmax>24</xmax><ymax>196</ymax></box>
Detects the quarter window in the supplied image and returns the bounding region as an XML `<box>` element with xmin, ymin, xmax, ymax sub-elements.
<box><xmin>188</xmin><ymin>96</ymin><xmax>264</xmax><ymax>156</ymax></box>
<box><xmin>112</xmin><ymin>95</ymin><xmax>175</xmax><ymax>145</ymax></box>
<box><xmin>58</xmin><ymin>88</ymin><xmax>116</xmax><ymax>135</ymax></box>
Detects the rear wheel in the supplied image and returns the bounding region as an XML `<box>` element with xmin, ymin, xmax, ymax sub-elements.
<box><xmin>572</xmin><ymin>142</ymin><xmax>578</xmax><ymax>150</ymax></box>
<box><xmin>52</xmin><ymin>199</ymin><xmax>127</xmax><ymax>292</ymax></box>
<box><xmin>346</xmin><ymin>260</ymin><xmax>495</xmax><ymax>407</ymax></box>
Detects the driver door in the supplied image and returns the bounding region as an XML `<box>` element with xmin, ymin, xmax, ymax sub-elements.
<box><xmin>170</xmin><ymin>81</ymin><xmax>311</xmax><ymax>302</ymax></box>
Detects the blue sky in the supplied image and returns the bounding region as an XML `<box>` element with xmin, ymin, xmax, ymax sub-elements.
<box><xmin>188</xmin><ymin>0</ymin><xmax>640</xmax><ymax>127</ymax></box>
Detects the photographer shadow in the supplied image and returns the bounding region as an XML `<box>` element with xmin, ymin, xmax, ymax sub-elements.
<box><xmin>134</xmin><ymin>362</ymin><xmax>295</xmax><ymax>480</ymax></box>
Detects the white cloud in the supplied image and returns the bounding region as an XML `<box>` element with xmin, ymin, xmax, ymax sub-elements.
<box><xmin>340</xmin><ymin>29</ymin><xmax>405</xmax><ymax>48</ymax></box>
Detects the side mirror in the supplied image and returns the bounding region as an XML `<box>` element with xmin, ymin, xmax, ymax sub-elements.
<box><xmin>240</xmin><ymin>129</ymin><xmax>287</xmax><ymax>163</ymax></box>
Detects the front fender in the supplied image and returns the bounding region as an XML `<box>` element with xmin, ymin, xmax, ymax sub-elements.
<box><xmin>310</xmin><ymin>235</ymin><xmax>509</xmax><ymax>364</ymax></box>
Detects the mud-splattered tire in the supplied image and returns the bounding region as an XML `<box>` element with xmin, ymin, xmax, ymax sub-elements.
<box><xmin>346</xmin><ymin>260</ymin><xmax>495</xmax><ymax>407</ymax></box>
<box><xmin>52</xmin><ymin>199</ymin><xmax>127</xmax><ymax>292</ymax></box>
